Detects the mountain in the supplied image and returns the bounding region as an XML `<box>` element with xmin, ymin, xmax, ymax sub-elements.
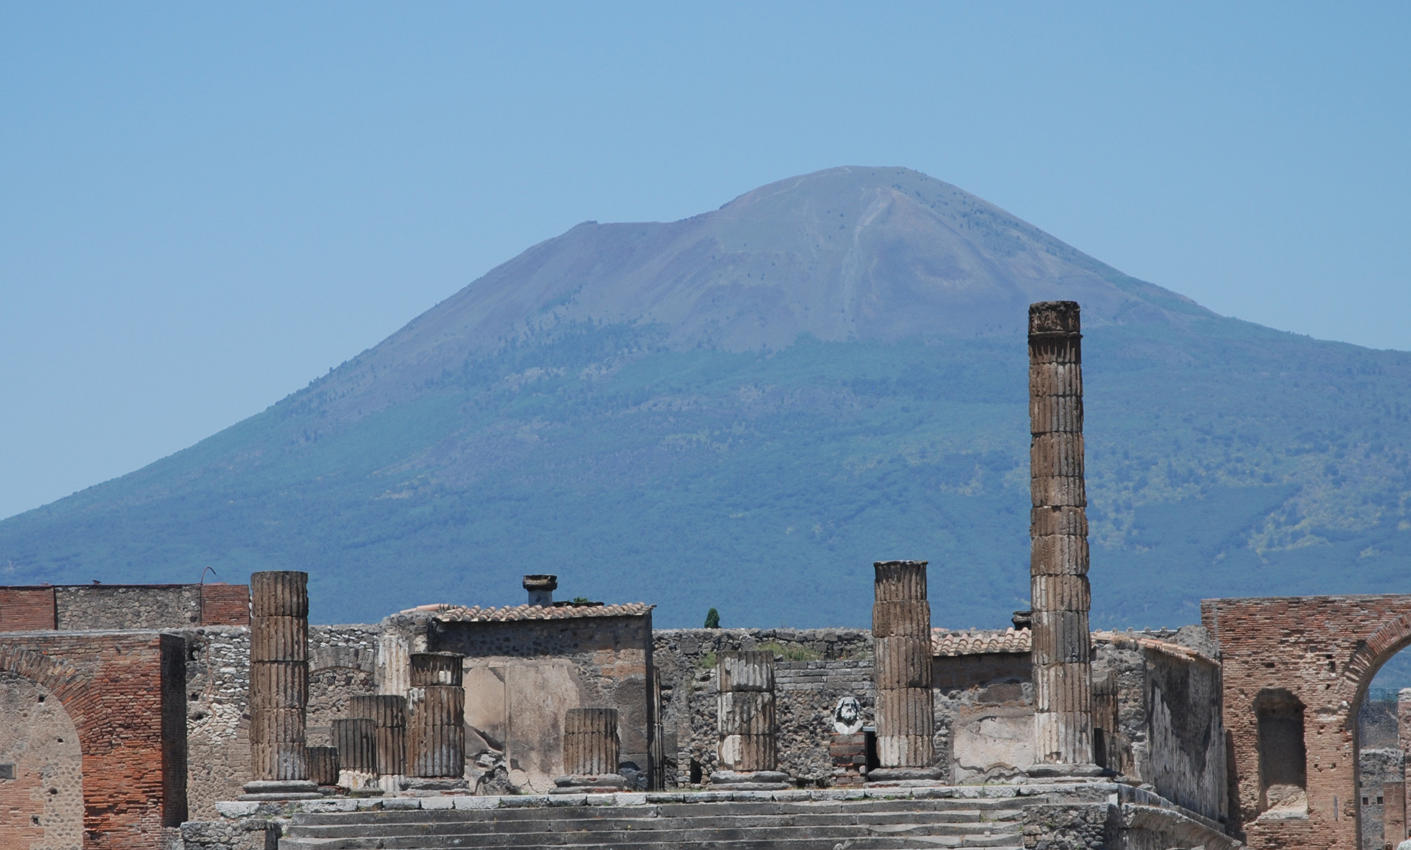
<box><xmin>4</xmin><ymin>166</ymin><xmax>1411</xmax><ymax>629</ymax></box>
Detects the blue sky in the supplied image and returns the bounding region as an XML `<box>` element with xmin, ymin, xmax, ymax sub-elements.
<box><xmin>2</xmin><ymin>2</ymin><xmax>1408</xmax><ymax>520</ymax></box>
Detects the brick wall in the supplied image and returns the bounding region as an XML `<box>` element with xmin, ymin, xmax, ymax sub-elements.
<box><xmin>0</xmin><ymin>632</ymin><xmax>183</xmax><ymax>850</ymax></box>
<box><xmin>1203</xmin><ymin>594</ymin><xmax>1411</xmax><ymax>850</ymax></box>
<box><xmin>0</xmin><ymin>587</ymin><xmax>57</xmax><ymax>630</ymax></box>
<box><xmin>198</xmin><ymin>584</ymin><xmax>250</xmax><ymax>626</ymax></box>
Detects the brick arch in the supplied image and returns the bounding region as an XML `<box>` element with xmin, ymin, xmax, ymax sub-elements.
<box><xmin>1343</xmin><ymin>610</ymin><xmax>1411</xmax><ymax>722</ymax></box>
<box><xmin>0</xmin><ymin>633</ymin><xmax>184</xmax><ymax>849</ymax></box>
<box><xmin>0</xmin><ymin>646</ymin><xmax>86</xmax><ymax>702</ymax></box>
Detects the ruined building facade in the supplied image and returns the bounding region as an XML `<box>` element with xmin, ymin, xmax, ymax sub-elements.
<box><xmin>2</xmin><ymin>302</ymin><xmax>1409</xmax><ymax>850</ymax></box>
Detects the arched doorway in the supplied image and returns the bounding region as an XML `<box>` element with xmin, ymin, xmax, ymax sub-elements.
<box><xmin>0</xmin><ymin>671</ymin><xmax>83</xmax><ymax>850</ymax></box>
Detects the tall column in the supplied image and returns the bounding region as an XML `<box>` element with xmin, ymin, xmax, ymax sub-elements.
<box><xmin>553</xmin><ymin>708</ymin><xmax>627</xmax><ymax>792</ymax></box>
<box><xmin>407</xmin><ymin>653</ymin><xmax>466</xmax><ymax>783</ymax></box>
<box><xmin>712</xmin><ymin>651</ymin><xmax>788</xmax><ymax>788</ymax></box>
<box><xmin>870</xmin><ymin>559</ymin><xmax>940</xmax><ymax>781</ymax></box>
<box><xmin>243</xmin><ymin>571</ymin><xmax>319</xmax><ymax>798</ymax></box>
<box><xmin>1028</xmin><ymin>301</ymin><xmax>1098</xmax><ymax>774</ymax></box>
<box><xmin>350</xmin><ymin>695</ymin><xmax>407</xmax><ymax>793</ymax></box>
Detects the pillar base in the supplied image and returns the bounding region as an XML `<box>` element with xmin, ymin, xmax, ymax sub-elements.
<box><xmin>240</xmin><ymin>779</ymin><xmax>322</xmax><ymax>800</ymax></box>
<box><xmin>551</xmin><ymin>773</ymin><xmax>627</xmax><ymax>793</ymax></box>
<box><xmin>709</xmin><ymin>770</ymin><xmax>791</xmax><ymax>790</ymax></box>
<box><xmin>1026</xmin><ymin>762</ymin><xmax>1108</xmax><ymax>779</ymax></box>
<box><xmin>865</xmin><ymin>766</ymin><xmax>945</xmax><ymax>784</ymax></box>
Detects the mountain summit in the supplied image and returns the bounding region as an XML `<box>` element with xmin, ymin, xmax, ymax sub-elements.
<box><xmin>4</xmin><ymin>167</ymin><xmax>1411</xmax><ymax>626</ymax></box>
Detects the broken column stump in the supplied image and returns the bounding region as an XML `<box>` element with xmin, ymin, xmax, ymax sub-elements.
<box><xmin>307</xmin><ymin>746</ymin><xmax>339</xmax><ymax>787</ymax></box>
<box><xmin>243</xmin><ymin>570</ymin><xmax>320</xmax><ymax>799</ymax></box>
<box><xmin>869</xmin><ymin>559</ymin><xmax>942</xmax><ymax>782</ymax></box>
<box><xmin>553</xmin><ymin>707</ymin><xmax>627</xmax><ymax>792</ymax></box>
<box><xmin>1028</xmin><ymin>300</ymin><xmax>1100</xmax><ymax>776</ymax></box>
<box><xmin>333</xmin><ymin>718</ymin><xmax>378</xmax><ymax>792</ymax></box>
<box><xmin>349</xmin><ymin>694</ymin><xmax>408</xmax><ymax>793</ymax></box>
<box><xmin>711</xmin><ymin>651</ymin><xmax>788</xmax><ymax>789</ymax></box>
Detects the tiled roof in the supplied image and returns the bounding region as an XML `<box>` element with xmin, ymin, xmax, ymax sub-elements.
<box><xmin>931</xmin><ymin>628</ymin><xmax>1031</xmax><ymax>656</ymax></box>
<box><xmin>432</xmin><ymin>602</ymin><xmax>654</xmax><ymax>623</ymax></box>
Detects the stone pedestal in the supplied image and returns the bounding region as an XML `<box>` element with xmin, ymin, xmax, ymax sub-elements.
<box><xmin>830</xmin><ymin>732</ymin><xmax>868</xmax><ymax>787</ymax></box>
<box><xmin>243</xmin><ymin>571</ymin><xmax>319</xmax><ymax>799</ymax></box>
<box><xmin>350</xmin><ymin>694</ymin><xmax>407</xmax><ymax>793</ymax></box>
<box><xmin>712</xmin><ymin>651</ymin><xmax>788</xmax><ymax>789</ymax></box>
<box><xmin>553</xmin><ymin>707</ymin><xmax>627</xmax><ymax>793</ymax></box>
<box><xmin>1027</xmin><ymin>301</ymin><xmax>1098</xmax><ymax>776</ymax></box>
<box><xmin>869</xmin><ymin>560</ymin><xmax>941</xmax><ymax>782</ymax></box>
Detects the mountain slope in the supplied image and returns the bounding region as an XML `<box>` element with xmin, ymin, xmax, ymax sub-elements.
<box><xmin>4</xmin><ymin>166</ymin><xmax>1411</xmax><ymax>628</ymax></box>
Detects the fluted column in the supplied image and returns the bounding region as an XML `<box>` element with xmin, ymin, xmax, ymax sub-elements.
<box><xmin>553</xmin><ymin>708</ymin><xmax>627</xmax><ymax>792</ymax></box>
<box><xmin>1028</xmin><ymin>300</ymin><xmax>1097</xmax><ymax>774</ymax></box>
<box><xmin>243</xmin><ymin>571</ymin><xmax>319</xmax><ymax>798</ymax></box>
<box><xmin>333</xmin><ymin>717</ymin><xmax>377</xmax><ymax>791</ymax></box>
<box><xmin>307</xmin><ymin>746</ymin><xmax>339</xmax><ymax>786</ymax></box>
<box><xmin>376</xmin><ymin>631</ymin><xmax>411</xmax><ymax>696</ymax></box>
<box><xmin>350</xmin><ymin>694</ymin><xmax>407</xmax><ymax>792</ymax></box>
<box><xmin>710</xmin><ymin>651</ymin><xmax>789</xmax><ymax>787</ymax></box>
<box><xmin>410</xmin><ymin>651</ymin><xmax>463</xmax><ymax>687</ymax></box>
<box><xmin>869</xmin><ymin>559</ymin><xmax>940</xmax><ymax>781</ymax></box>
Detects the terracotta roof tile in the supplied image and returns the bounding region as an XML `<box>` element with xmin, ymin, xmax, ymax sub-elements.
<box><xmin>930</xmin><ymin>628</ymin><xmax>1032</xmax><ymax>656</ymax></box>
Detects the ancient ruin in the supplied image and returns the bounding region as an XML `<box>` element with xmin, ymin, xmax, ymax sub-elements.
<box><xmin>2</xmin><ymin>300</ymin><xmax>1409</xmax><ymax>850</ymax></box>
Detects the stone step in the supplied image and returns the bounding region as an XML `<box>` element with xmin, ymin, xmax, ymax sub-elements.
<box><xmin>277</xmin><ymin>795</ymin><xmax>1034</xmax><ymax>850</ymax></box>
<box><xmin>289</xmin><ymin>797</ymin><xmax>1029</xmax><ymax>826</ymax></box>
<box><xmin>281</xmin><ymin>836</ymin><xmax>1023</xmax><ymax>850</ymax></box>
<box><xmin>288</xmin><ymin>807</ymin><xmax>1022</xmax><ymax>836</ymax></box>
<box><xmin>281</xmin><ymin>820</ymin><xmax>1022</xmax><ymax>844</ymax></box>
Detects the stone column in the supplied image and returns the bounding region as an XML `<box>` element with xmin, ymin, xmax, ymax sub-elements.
<box><xmin>407</xmin><ymin>652</ymin><xmax>466</xmax><ymax>784</ymax></box>
<box><xmin>307</xmin><ymin>746</ymin><xmax>339</xmax><ymax>787</ymax></box>
<box><xmin>1398</xmin><ymin>689</ymin><xmax>1411</xmax><ymax>783</ymax></box>
<box><xmin>870</xmin><ymin>559</ymin><xmax>940</xmax><ymax>781</ymax></box>
<box><xmin>333</xmin><ymin>717</ymin><xmax>377</xmax><ymax>791</ymax></box>
<box><xmin>409</xmin><ymin>652</ymin><xmax>463</xmax><ymax>687</ymax></box>
<box><xmin>1028</xmin><ymin>300</ymin><xmax>1098</xmax><ymax>775</ymax></box>
<box><xmin>554</xmin><ymin>708</ymin><xmax>627</xmax><ymax>792</ymax></box>
<box><xmin>243</xmin><ymin>571</ymin><xmax>319</xmax><ymax>798</ymax></box>
<box><xmin>350</xmin><ymin>694</ymin><xmax>407</xmax><ymax>793</ymax></box>
<box><xmin>712</xmin><ymin>651</ymin><xmax>788</xmax><ymax>788</ymax></box>
<box><xmin>376</xmin><ymin>631</ymin><xmax>411</xmax><ymax>696</ymax></box>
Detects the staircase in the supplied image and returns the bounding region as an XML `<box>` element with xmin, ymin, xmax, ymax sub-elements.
<box><xmin>278</xmin><ymin>795</ymin><xmax>1028</xmax><ymax>850</ymax></box>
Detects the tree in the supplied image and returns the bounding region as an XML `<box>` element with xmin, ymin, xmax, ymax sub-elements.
<box><xmin>703</xmin><ymin>607</ymin><xmax>720</xmax><ymax>629</ymax></box>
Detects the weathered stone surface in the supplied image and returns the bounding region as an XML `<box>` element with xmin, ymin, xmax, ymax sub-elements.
<box><xmin>1027</xmin><ymin>301</ymin><xmax>1093</xmax><ymax>773</ymax></box>
<box><xmin>563</xmin><ymin>707</ymin><xmax>620</xmax><ymax>777</ymax></box>
<box><xmin>716</xmin><ymin>652</ymin><xmax>776</xmax><ymax>773</ymax></box>
<box><xmin>409</xmin><ymin>651</ymin><xmax>463</xmax><ymax>687</ymax></box>
<box><xmin>247</xmin><ymin>571</ymin><xmax>310</xmax><ymax>785</ymax></box>
<box><xmin>408</xmin><ymin>684</ymin><xmax>464</xmax><ymax>778</ymax></box>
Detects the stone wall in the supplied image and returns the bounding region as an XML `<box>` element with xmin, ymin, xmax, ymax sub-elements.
<box><xmin>1359</xmin><ymin>747</ymin><xmax>1404</xmax><ymax>850</ymax></box>
<box><xmin>653</xmin><ymin>628</ymin><xmax>873</xmax><ymax>786</ymax></box>
<box><xmin>937</xmin><ymin>652</ymin><xmax>1033</xmax><ymax>782</ymax></box>
<box><xmin>181</xmin><ymin>627</ymin><xmax>253</xmax><ymax>819</ymax></box>
<box><xmin>0</xmin><ymin>671</ymin><xmax>83</xmax><ymax>850</ymax></box>
<box><xmin>307</xmin><ymin>625</ymin><xmax>380</xmax><ymax>748</ymax></box>
<box><xmin>1091</xmin><ymin>633</ymin><xmax>1226</xmax><ymax>824</ymax></box>
<box><xmin>430</xmin><ymin>613</ymin><xmax>654</xmax><ymax>793</ymax></box>
<box><xmin>0</xmin><ymin>631</ymin><xmax>186</xmax><ymax>850</ymax></box>
<box><xmin>0</xmin><ymin>583</ymin><xmax>249</xmax><ymax>633</ymax></box>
